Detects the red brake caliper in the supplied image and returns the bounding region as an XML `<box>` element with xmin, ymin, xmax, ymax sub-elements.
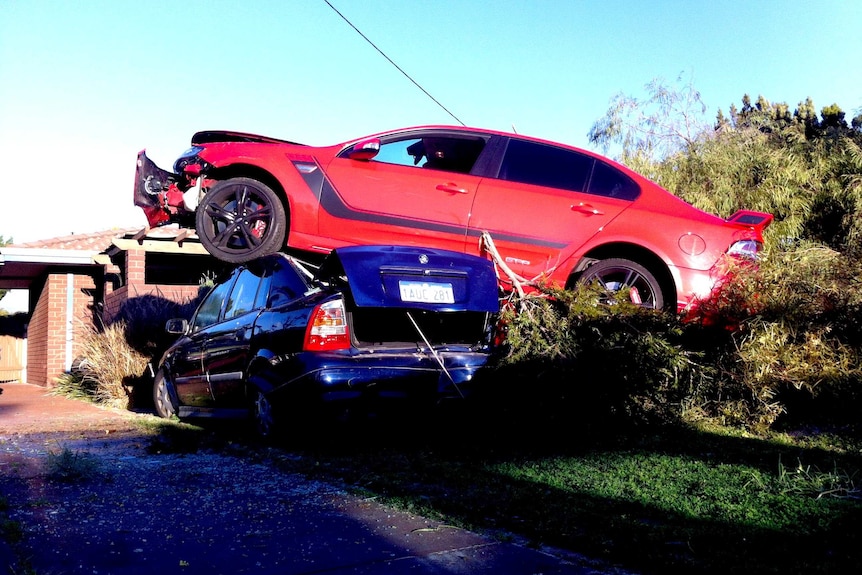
<box><xmin>629</xmin><ymin>287</ymin><xmax>643</xmax><ymax>305</ymax></box>
<box><xmin>251</xmin><ymin>216</ymin><xmax>267</xmax><ymax>239</ymax></box>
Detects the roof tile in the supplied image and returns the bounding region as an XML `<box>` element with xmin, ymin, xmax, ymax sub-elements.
<box><xmin>11</xmin><ymin>228</ymin><xmax>142</xmax><ymax>251</ymax></box>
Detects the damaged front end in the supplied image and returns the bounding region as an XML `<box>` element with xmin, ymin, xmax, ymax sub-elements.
<box><xmin>132</xmin><ymin>150</ymin><xmax>205</xmax><ymax>228</ymax></box>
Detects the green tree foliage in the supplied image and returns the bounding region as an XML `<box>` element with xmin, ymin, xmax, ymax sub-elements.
<box><xmin>494</xmin><ymin>286</ymin><xmax>704</xmax><ymax>428</ymax></box>
<box><xmin>588</xmin><ymin>72</ymin><xmax>709</xmax><ymax>163</ymax></box>
<box><xmin>576</xmin><ymin>81</ymin><xmax>862</xmax><ymax>430</ymax></box>
<box><xmin>594</xmin><ymin>83</ymin><xmax>862</xmax><ymax>254</ymax></box>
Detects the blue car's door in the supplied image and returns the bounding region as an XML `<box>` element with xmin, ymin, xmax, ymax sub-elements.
<box><xmin>171</xmin><ymin>275</ymin><xmax>236</xmax><ymax>407</ymax></box>
<box><xmin>203</xmin><ymin>266</ymin><xmax>265</xmax><ymax>405</ymax></box>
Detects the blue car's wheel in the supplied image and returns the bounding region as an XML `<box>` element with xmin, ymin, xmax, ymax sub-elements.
<box><xmin>252</xmin><ymin>389</ymin><xmax>276</xmax><ymax>438</ymax></box>
<box><xmin>153</xmin><ymin>369</ymin><xmax>178</xmax><ymax>419</ymax></box>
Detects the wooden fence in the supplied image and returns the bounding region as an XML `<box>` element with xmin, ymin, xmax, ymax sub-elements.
<box><xmin>0</xmin><ymin>335</ymin><xmax>25</xmax><ymax>382</ymax></box>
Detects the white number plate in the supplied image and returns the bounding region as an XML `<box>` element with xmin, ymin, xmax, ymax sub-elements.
<box><xmin>399</xmin><ymin>281</ymin><xmax>454</xmax><ymax>304</ymax></box>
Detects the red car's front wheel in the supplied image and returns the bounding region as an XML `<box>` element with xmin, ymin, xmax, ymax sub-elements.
<box><xmin>196</xmin><ymin>177</ymin><xmax>287</xmax><ymax>263</ymax></box>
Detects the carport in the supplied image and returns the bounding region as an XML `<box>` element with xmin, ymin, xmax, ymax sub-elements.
<box><xmin>0</xmin><ymin>245</ymin><xmax>103</xmax><ymax>384</ymax></box>
<box><xmin>0</xmin><ymin>228</ymin><xmax>217</xmax><ymax>386</ymax></box>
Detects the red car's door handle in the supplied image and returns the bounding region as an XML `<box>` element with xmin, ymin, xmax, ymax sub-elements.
<box><xmin>571</xmin><ymin>203</ymin><xmax>604</xmax><ymax>216</ymax></box>
<box><xmin>436</xmin><ymin>183</ymin><xmax>469</xmax><ymax>194</ymax></box>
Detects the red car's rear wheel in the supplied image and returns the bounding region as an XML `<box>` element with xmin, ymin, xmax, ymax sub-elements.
<box><xmin>578</xmin><ymin>258</ymin><xmax>665</xmax><ymax>309</ymax></box>
<box><xmin>196</xmin><ymin>177</ymin><xmax>286</xmax><ymax>263</ymax></box>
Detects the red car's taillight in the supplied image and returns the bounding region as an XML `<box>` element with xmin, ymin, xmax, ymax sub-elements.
<box><xmin>303</xmin><ymin>299</ymin><xmax>350</xmax><ymax>351</ymax></box>
<box><xmin>726</xmin><ymin>239</ymin><xmax>762</xmax><ymax>260</ymax></box>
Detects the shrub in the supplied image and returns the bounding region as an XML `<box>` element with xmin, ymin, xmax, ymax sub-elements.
<box><xmin>111</xmin><ymin>288</ymin><xmax>208</xmax><ymax>357</ymax></box>
<box><xmin>59</xmin><ymin>288</ymin><xmax>209</xmax><ymax>408</ymax></box>
<box><xmin>490</xmin><ymin>243</ymin><xmax>862</xmax><ymax>433</ymax></box>
<box><xmin>46</xmin><ymin>448</ymin><xmax>100</xmax><ymax>482</ymax></box>
<box><xmin>491</xmin><ymin>285</ymin><xmax>703</xmax><ymax>428</ymax></box>
<box><xmin>72</xmin><ymin>320</ymin><xmax>149</xmax><ymax>408</ymax></box>
<box><xmin>52</xmin><ymin>370</ymin><xmax>97</xmax><ymax>402</ymax></box>
<box><xmin>733</xmin><ymin>246</ymin><xmax>862</xmax><ymax>428</ymax></box>
<box><xmin>676</xmin><ymin>244</ymin><xmax>862</xmax><ymax>430</ymax></box>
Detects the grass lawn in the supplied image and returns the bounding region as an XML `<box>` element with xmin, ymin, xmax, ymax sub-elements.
<box><xmin>255</xmin><ymin>413</ymin><xmax>862</xmax><ymax>575</ymax></box>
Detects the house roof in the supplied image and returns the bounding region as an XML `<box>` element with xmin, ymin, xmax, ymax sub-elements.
<box><xmin>0</xmin><ymin>246</ymin><xmax>103</xmax><ymax>289</ymax></box>
<box><xmin>12</xmin><ymin>227</ymin><xmax>143</xmax><ymax>251</ymax></box>
<box><xmin>0</xmin><ymin>226</ymin><xmax>209</xmax><ymax>290</ymax></box>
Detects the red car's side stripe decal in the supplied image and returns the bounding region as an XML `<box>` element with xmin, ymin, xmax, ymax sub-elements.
<box><xmin>290</xmin><ymin>159</ymin><xmax>567</xmax><ymax>250</ymax></box>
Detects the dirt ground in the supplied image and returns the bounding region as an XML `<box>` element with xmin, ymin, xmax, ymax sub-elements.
<box><xmin>0</xmin><ymin>382</ymin><xmax>148</xmax><ymax>478</ymax></box>
<box><xmin>0</xmin><ymin>383</ymin><xmax>622</xmax><ymax>575</ymax></box>
<box><xmin>0</xmin><ymin>382</ymin><xmax>140</xmax><ymax>434</ymax></box>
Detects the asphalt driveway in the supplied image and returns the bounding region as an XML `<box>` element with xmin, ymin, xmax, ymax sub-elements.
<box><xmin>0</xmin><ymin>383</ymin><xmax>630</xmax><ymax>574</ymax></box>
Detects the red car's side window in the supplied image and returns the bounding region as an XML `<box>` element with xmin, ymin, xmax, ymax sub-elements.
<box><xmin>588</xmin><ymin>161</ymin><xmax>641</xmax><ymax>201</ymax></box>
<box><xmin>373</xmin><ymin>136</ymin><xmax>486</xmax><ymax>175</ymax></box>
<box><xmin>373</xmin><ymin>138</ymin><xmax>424</xmax><ymax>167</ymax></box>
<box><xmin>499</xmin><ymin>139</ymin><xmax>640</xmax><ymax>201</ymax></box>
<box><xmin>500</xmin><ymin>139</ymin><xmax>593</xmax><ymax>192</ymax></box>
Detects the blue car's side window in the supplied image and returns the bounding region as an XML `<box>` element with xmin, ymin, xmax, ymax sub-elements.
<box><xmin>224</xmin><ymin>268</ymin><xmax>263</xmax><ymax>320</ymax></box>
<box><xmin>267</xmin><ymin>260</ymin><xmax>311</xmax><ymax>308</ymax></box>
<box><xmin>191</xmin><ymin>278</ymin><xmax>234</xmax><ymax>331</ymax></box>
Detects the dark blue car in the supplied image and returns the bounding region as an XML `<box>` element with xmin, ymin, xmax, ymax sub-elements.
<box><xmin>152</xmin><ymin>245</ymin><xmax>500</xmax><ymax>436</ymax></box>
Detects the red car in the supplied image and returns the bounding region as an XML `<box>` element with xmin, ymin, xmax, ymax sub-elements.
<box><xmin>134</xmin><ymin>125</ymin><xmax>772</xmax><ymax>313</ymax></box>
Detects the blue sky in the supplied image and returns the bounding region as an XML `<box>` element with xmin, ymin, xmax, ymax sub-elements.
<box><xmin>0</xmin><ymin>0</ymin><xmax>860</xmax><ymax>309</ymax></box>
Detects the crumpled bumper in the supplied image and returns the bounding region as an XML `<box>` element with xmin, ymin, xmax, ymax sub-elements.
<box><xmin>132</xmin><ymin>150</ymin><xmax>186</xmax><ymax>227</ymax></box>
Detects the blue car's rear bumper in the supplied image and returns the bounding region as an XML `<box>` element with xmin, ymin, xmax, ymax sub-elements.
<box><xmin>270</xmin><ymin>348</ymin><xmax>492</xmax><ymax>404</ymax></box>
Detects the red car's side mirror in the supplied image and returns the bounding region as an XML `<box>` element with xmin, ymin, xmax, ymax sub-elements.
<box><xmin>346</xmin><ymin>138</ymin><xmax>381</xmax><ymax>161</ymax></box>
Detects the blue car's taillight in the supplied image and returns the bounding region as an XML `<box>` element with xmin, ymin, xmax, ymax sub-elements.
<box><xmin>303</xmin><ymin>299</ymin><xmax>351</xmax><ymax>351</ymax></box>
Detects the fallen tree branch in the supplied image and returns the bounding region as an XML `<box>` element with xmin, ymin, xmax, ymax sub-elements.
<box><xmin>480</xmin><ymin>231</ymin><xmax>528</xmax><ymax>300</ymax></box>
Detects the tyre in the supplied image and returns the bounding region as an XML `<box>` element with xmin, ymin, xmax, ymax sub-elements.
<box><xmin>578</xmin><ymin>258</ymin><xmax>665</xmax><ymax>309</ymax></box>
<box><xmin>153</xmin><ymin>368</ymin><xmax>179</xmax><ymax>419</ymax></box>
<box><xmin>251</xmin><ymin>388</ymin><xmax>277</xmax><ymax>439</ymax></box>
<box><xmin>195</xmin><ymin>177</ymin><xmax>287</xmax><ymax>264</ymax></box>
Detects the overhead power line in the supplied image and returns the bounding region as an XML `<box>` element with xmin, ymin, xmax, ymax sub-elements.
<box><xmin>323</xmin><ymin>0</ymin><xmax>465</xmax><ymax>126</ymax></box>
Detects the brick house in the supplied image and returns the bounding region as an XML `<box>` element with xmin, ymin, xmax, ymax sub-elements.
<box><xmin>0</xmin><ymin>227</ymin><xmax>221</xmax><ymax>386</ymax></box>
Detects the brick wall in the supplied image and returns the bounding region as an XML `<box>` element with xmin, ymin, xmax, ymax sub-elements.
<box><xmin>103</xmin><ymin>249</ymin><xmax>203</xmax><ymax>322</ymax></box>
<box><xmin>26</xmin><ymin>283</ymin><xmax>48</xmax><ymax>385</ymax></box>
<box><xmin>25</xmin><ymin>248</ymin><xmax>207</xmax><ymax>386</ymax></box>
<box><xmin>27</xmin><ymin>273</ymin><xmax>96</xmax><ymax>386</ymax></box>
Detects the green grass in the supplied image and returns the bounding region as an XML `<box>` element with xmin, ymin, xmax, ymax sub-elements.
<box><xmin>254</xmin><ymin>416</ymin><xmax>862</xmax><ymax>575</ymax></box>
<box><xmin>140</xmin><ymin>400</ymin><xmax>862</xmax><ymax>573</ymax></box>
<box><xmin>0</xmin><ymin>495</ymin><xmax>23</xmax><ymax>545</ymax></box>
<box><xmin>45</xmin><ymin>448</ymin><xmax>101</xmax><ymax>483</ymax></box>
<box><xmin>0</xmin><ymin>496</ymin><xmax>35</xmax><ymax>575</ymax></box>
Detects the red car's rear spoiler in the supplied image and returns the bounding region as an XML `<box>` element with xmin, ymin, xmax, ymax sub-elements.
<box><xmin>726</xmin><ymin>210</ymin><xmax>774</xmax><ymax>233</ymax></box>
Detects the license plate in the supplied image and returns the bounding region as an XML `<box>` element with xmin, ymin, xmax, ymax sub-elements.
<box><xmin>399</xmin><ymin>281</ymin><xmax>454</xmax><ymax>304</ymax></box>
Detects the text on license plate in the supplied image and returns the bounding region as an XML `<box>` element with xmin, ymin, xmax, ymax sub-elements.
<box><xmin>399</xmin><ymin>281</ymin><xmax>454</xmax><ymax>304</ymax></box>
